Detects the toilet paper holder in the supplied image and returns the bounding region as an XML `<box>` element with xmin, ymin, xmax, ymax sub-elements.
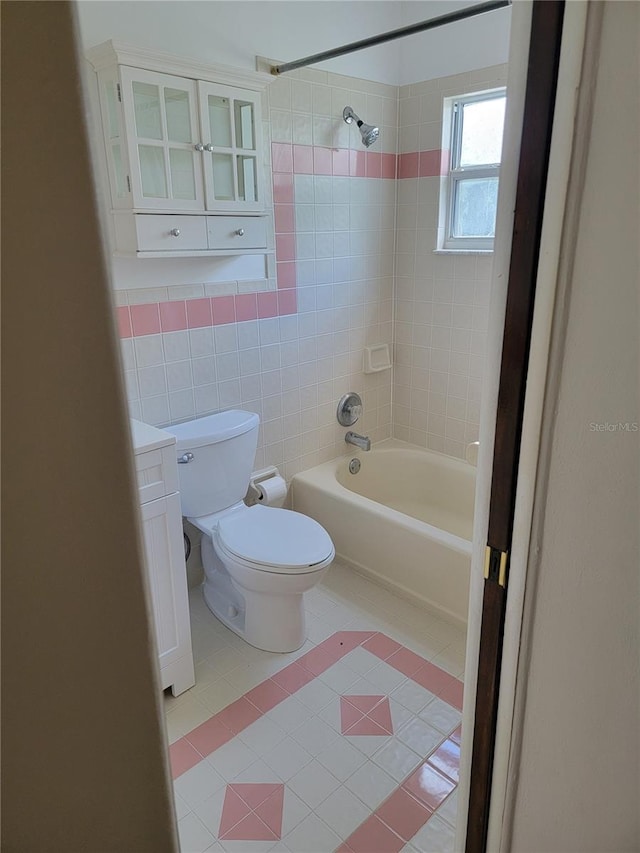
<box><xmin>245</xmin><ymin>466</ymin><xmax>287</xmax><ymax>506</ymax></box>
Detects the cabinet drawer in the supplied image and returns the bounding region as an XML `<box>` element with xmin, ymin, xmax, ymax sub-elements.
<box><xmin>135</xmin><ymin>445</ymin><xmax>179</xmax><ymax>504</ymax></box>
<box><xmin>135</xmin><ymin>215</ymin><xmax>207</xmax><ymax>251</ymax></box>
<box><xmin>207</xmin><ymin>216</ymin><xmax>267</xmax><ymax>250</ymax></box>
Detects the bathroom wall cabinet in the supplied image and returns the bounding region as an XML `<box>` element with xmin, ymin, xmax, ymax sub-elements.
<box><xmin>131</xmin><ymin>419</ymin><xmax>195</xmax><ymax>696</ymax></box>
<box><xmin>87</xmin><ymin>42</ymin><xmax>273</xmax><ymax>257</ymax></box>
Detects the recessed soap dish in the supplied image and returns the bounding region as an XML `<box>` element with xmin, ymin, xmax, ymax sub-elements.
<box><xmin>363</xmin><ymin>344</ymin><xmax>392</xmax><ymax>374</ymax></box>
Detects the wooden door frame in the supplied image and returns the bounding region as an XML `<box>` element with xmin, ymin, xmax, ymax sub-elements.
<box><xmin>454</xmin><ymin>1</ymin><xmax>583</xmax><ymax>850</ymax></box>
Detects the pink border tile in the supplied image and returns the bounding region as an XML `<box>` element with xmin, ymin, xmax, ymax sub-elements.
<box><xmin>386</xmin><ymin>647</ymin><xmax>427</xmax><ymax>678</ymax></box>
<box><xmin>276</xmin><ymin>233</ymin><xmax>296</xmax><ymax>262</ymax></box>
<box><xmin>427</xmin><ymin>738</ymin><xmax>460</xmax><ymax>783</ymax></box>
<box><xmin>184</xmin><ymin>716</ymin><xmax>234</xmax><ymax>757</ymax></box>
<box><xmin>159</xmin><ymin>300</ymin><xmax>187</xmax><ymax>333</ymax></box>
<box><xmin>349</xmin><ymin>149</ymin><xmax>366</xmax><ymax>178</ymax></box>
<box><xmin>293</xmin><ymin>144</ymin><xmax>313</xmax><ymax>174</ymax></box>
<box><xmin>186</xmin><ymin>297</ymin><xmax>212</xmax><ymax>329</ymax></box>
<box><xmin>313</xmin><ymin>146</ymin><xmax>332</xmax><ymax>176</ymax></box>
<box><xmin>273</xmin><ymin>172</ymin><xmax>294</xmax><ymax>203</ymax></box>
<box><xmin>234</xmin><ymin>293</ymin><xmax>258</xmax><ymax>322</ymax></box>
<box><xmin>271</xmin><ymin>661</ymin><xmax>315</xmax><ymax>694</ymax></box>
<box><xmin>381</xmin><ymin>153</ymin><xmax>397</xmax><ymax>179</ymax></box>
<box><xmin>244</xmin><ymin>679</ymin><xmax>290</xmax><ymax>713</ymax></box>
<box><xmin>418</xmin><ymin>149</ymin><xmax>442</xmax><ymax>178</ymax></box>
<box><xmin>376</xmin><ymin>788</ymin><xmax>432</xmax><ymax>842</ymax></box>
<box><xmin>271</xmin><ymin>142</ymin><xmax>293</xmax><ymax>173</ymax></box>
<box><xmin>116</xmin><ymin>306</ymin><xmax>132</xmax><ymax>338</ymax></box>
<box><xmin>278</xmin><ymin>288</ymin><xmax>297</xmax><ymax>316</ymax></box>
<box><xmin>402</xmin><ymin>761</ymin><xmax>455</xmax><ymax>811</ymax></box>
<box><xmin>345</xmin><ymin>814</ymin><xmax>404</xmax><ymax>853</ymax></box>
<box><xmin>215</xmin><ymin>697</ymin><xmax>262</xmax><ymax>734</ymax></box>
<box><xmin>169</xmin><ymin>738</ymin><xmax>202</xmax><ymax>777</ymax></box>
<box><xmin>398</xmin><ymin>152</ymin><xmax>419</xmax><ymax>179</ymax></box>
<box><xmin>212</xmin><ymin>295</ymin><xmax>236</xmax><ymax>326</ymax></box>
<box><xmin>274</xmin><ymin>204</ymin><xmax>295</xmax><ymax>234</ymax></box>
<box><xmin>257</xmin><ymin>291</ymin><xmax>278</xmax><ymax>319</ymax></box>
<box><xmin>276</xmin><ymin>261</ymin><xmax>296</xmax><ymax>289</ymax></box>
<box><xmin>363</xmin><ymin>633</ymin><xmax>403</xmax><ymax>661</ymax></box>
<box><xmin>332</xmin><ymin>148</ymin><xmax>350</xmax><ymax>176</ymax></box>
<box><xmin>366</xmin><ymin>151</ymin><xmax>382</xmax><ymax>179</ymax></box>
<box><xmin>130</xmin><ymin>303</ymin><xmax>160</xmax><ymax>336</ymax></box>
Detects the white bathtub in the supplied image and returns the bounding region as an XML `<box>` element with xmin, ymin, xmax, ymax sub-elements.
<box><xmin>292</xmin><ymin>440</ymin><xmax>475</xmax><ymax>626</ymax></box>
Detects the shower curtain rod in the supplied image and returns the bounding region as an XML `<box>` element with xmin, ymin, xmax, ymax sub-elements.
<box><xmin>270</xmin><ymin>0</ymin><xmax>511</xmax><ymax>75</ymax></box>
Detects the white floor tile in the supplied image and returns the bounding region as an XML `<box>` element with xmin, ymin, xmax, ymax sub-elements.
<box><xmin>390</xmin><ymin>680</ymin><xmax>437</xmax><ymax>714</ymax></box>
<box><xmin>294</xmin><ymin>679</ymin><xmax>338</xmax><ymax>712</ymax></box>
<box><xmin>396</xmin><ymin>716</ymin><xmax>444</xmax><ymax>756</ymax></box>
<box><xmin>207</xmin><ymin>738</ymin><xmax>258</xmax><ymax>781</ymax></box>
<box><xmin>408</xmin><ymin>814</ymin><xmax>455</xmax><ymax>852</ymax></box>
<box><xmin>315</xmin><ymin>785</ymin><xmax>371</xmax><ymax>840</ymax></box>
<box><xmin>317</xmin><ymin>659</ymin><xmax>360</xmax><ymax>693</ymax></box>
<box><xmin>315</xmin><ymin>738</ymin><xmax>368</xmax><ymax>782</ymax></box>
<box><xmin>280</xmin><ymin>788</ymin><xmax>311</xmax><ymax>836</ymax></box>
<box><xmin>174</xmin><ymin>760</ymin><xmax>226</xmax><ymax>810</ymax></box>
<box><xmin>262</xmin><ymin>737</ymin><xmax>314</xmax><ymax>781</ymax></box>
<box><xmin>389</xmin><ymin>698</ymin><xmax>417</xmax><ymax>733</ymax></box>
<box><xmin>371</xmin><ymin>737</ymin><xmax>423</xmax><ymax>782</ymax></box>
<box><xmin>283</xmin><ymin>813</ymin><xmax>342</xmax><ymax>853</ymax></box>
<box><xmin>418</xmin><ymin>697</ymin><xmax>462</xmax><ymax>735</ymax></box>
<box><xmin>178</xmin><ymin>812</ymin><xmax>217</xmax><ymax>853</ymax></box>
<box><xmin>434</xmin><ymin>790</ymin><xmax>458</xmax><ymax>828</ymax></box>
<box><xmin>265</xmin><ymin>696</ymin><xmax>311</xmax><ymax>733</ymax></box>
<box><xmin>365</xmin><ymin>660</ymin><xmax>409</xmax><ymax>693</ymax></box>
<box><xmin>193</xmin><ymin>787</ymin><xmax>227</xmax><ymax>838</ymax></box>
<box><xmin>231</xmin><ymin>758</ymin><xmax>279</xmax><ymax>784</ymax></box>
<box><xmin>290</xmin><ymin>717</ymin><xmax>339</xmax><ymax>757</ymax></box>
<box><xmin>237</xmin><ymin>715</ymin><xmax>287</xmax><ymax>754</ymax></box>
<box><xmin>173</xmin><ymin>792</ymin><xmax>192</xmax><ymax>821</ymax></box>
<box><xmin>287</xmin><ymin>759</ymin><xmax>340</xmax><ymax>809</ymax></box>
<box><xmin>342</xmin><ymin>646</ymin><xmax>381</xmax><ymax>676</ymax></box>
<box><xmin>197</xmin><ymin>677</ymin><xmax>244</xmax><ymax>715</ymax></box>
<box><xmin>165</xmin><ymin>696</ymin><xmax>217</xmax><ymax>744</ymax></box>
<box><xmin>346</xmin><ymin>733</ymin><xmax>393</xmax><ymax>757</ymax></box>
<box><xmin>344</xmin><ymin>761</ymin><xmax>397</xmax><ymax>809</ymax></box>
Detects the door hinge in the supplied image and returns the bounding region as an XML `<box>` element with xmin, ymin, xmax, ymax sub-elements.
<box><xmin>116</xmin><ymin>83</ymin><xmax>122</xmax><ymax>102</ymax></box>
<box><xmin>484</xmin><ymin>545</ymin><xmax>509</xmax><ymax>588</ymax></box>
<box><xmin>126</xmin><ymin>175</ymin><xmax>131</xmax><ymax>192</ymax></box>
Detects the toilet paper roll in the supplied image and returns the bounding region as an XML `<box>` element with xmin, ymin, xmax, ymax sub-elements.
<box><xmin>255</xmin><ymin>475</ymin><xmax>287</xmax><ymax>507</ymax></box>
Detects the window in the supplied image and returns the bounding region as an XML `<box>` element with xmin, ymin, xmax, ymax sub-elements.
<box><xmin>444</xmin><ymin>89</ymin><xmax>506</xmax><ymax>250</ymax></box>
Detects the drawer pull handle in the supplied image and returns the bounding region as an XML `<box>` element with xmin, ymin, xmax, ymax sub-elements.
<box><xmin>178</xmin><ymin>452</ymin><xmax>194</xmax><ymax>464</ymax></box>
<box><xmin>235</xmin><ymin>228</ymin><xmax>245</xmax><ymax>237</ymax></box>
<box><xmin>204</xmin><ymin>143</ymin><xmax>214</xmax><ymax>152</ymax></box>
<box><xmin>194</xmin><ymin>143</ymin><xmax>204</xmax><ymax>152</ymax></box>
<box><xmin>169</xmin><ymin>228</ymin><xmax>181</xmax><ymax>237</ymax></box>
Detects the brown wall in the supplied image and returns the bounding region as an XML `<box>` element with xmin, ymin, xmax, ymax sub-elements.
<box><xmin>1</xmin><ymin>3</ymin><xmax>177</xmax><ymax>849</ymax></box>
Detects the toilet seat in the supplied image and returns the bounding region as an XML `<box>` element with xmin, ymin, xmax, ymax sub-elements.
<box><xmin>216</xmin><ymin>504</ymin><xmax>334</xmax><ymax>574</ymax></box>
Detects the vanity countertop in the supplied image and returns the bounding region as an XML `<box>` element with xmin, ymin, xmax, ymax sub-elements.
<box><xmin>130</xmin><ymin>418</ymin><xmax>176</xmax><ymax>455</ymax></box>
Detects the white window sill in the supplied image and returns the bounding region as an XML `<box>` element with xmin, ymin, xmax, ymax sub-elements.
<box><xmin>433</xmin><ymin>249</ymin><xmax>494</xmax><ymax>255</ymax></box>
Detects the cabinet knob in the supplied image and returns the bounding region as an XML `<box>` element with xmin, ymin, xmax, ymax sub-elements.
<box><xmin>194</xmin><ymin>143</ymin><xmax>204</xmax><ymax>152</ymax></box>
<box><xmin>204</xmin><ymin>143</ymin><xmax>214</xmax><ymax>152</ymax></box>
<box><xmin>178</xmin><ymin>452</ymin><xmax>194</xmax><ymax>464</ymax></box>
<box><xmin>235</xmin><ymin>228</ymin><xmax>245</xmax><ymax>237</ymax></box>
<box><xmin>169</xmin><ymin>228</ymin><xmax>181</xmax><ymax>237</ymax></box>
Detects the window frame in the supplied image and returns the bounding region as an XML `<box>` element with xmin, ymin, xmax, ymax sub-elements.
<box><xmin>444</xmin><ymin>88</ymin><xmax>506</xmax><ymax>251</ymax></box>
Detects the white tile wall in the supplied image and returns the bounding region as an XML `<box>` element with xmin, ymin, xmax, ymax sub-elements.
<box><xmin>393</xmin><ymin>64</ymin><xmax>508</xmax><ymax>459</ymax></box>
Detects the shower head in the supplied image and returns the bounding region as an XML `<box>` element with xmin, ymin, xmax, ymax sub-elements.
<box><xmin>343</xmin><ymin>106</ymin><xmax>380</xmax><ymax>148</ymax></box>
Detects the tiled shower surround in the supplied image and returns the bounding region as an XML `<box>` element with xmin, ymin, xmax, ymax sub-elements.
<box><xmin>117</xmin><ymin>62</ymin><xmax>506</xmax><ymax>472</ymax></box>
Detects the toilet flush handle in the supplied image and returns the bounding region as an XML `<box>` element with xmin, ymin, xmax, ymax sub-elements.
<box><xmin>178</xmin><ymin>452</ymin><xmax>194</xmax><ymax>464</ymax></box>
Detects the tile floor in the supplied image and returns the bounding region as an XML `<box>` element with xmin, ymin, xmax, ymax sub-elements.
<box><xmin>164</xmin><ymin>561</ymin><xmax>467</xmax><ymax>853</ymax></box>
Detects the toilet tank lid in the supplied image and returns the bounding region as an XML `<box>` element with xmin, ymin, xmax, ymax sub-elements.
<box><xmin>165</xmin><ymin>410</ymin><xmax>259</xmax><ymax>450</ymax></box>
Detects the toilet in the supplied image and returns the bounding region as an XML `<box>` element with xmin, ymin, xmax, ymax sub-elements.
<box><xmin>166</xmin><ymin>410</ymin><xmax>335</xmax><ymax>653</ymax></box>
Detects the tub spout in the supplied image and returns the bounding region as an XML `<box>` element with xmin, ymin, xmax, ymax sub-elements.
<box><xmin>345</xmin><ymin>431</ymin><xmax>371</xmax><ymax>451</ymax></box>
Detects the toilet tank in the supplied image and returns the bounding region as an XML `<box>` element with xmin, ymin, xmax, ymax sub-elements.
<box><xmin>165</xmin><ymin>411</ymin><xmax>259</xmax><ymax>518</ymax></box>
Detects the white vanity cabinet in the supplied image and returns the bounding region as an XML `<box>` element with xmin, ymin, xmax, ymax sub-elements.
<box><xmin>131</xmin><ymin>419</ymin><xmax>195</xmax><ymax>696</ymax></box>
<box><xmin>87</xmin><ymin>42</ymin><xmax>272</xmax><ymax>257</ymax></box>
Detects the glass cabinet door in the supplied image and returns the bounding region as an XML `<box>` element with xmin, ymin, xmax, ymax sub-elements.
<box><xmin>120</xmin><ymin>67</ymin><xmax>204</xmax><ymax>211</ymax></box>
<box><xmin>197</xmin><ymin>82</ymin><xmax>263</xmax><ymax>211</ymax></box>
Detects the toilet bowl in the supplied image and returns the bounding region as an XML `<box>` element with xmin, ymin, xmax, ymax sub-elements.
<box><xmin>166</xmin><ymin>411</ymin><xmax>335</xmax><ymax>653</ymax></box>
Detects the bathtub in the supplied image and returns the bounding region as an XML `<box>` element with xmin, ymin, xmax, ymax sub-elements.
<box><xmin>291</xmin><ymin>440</ymin><xmax>476</xmax><ymax>626</ymax></box>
